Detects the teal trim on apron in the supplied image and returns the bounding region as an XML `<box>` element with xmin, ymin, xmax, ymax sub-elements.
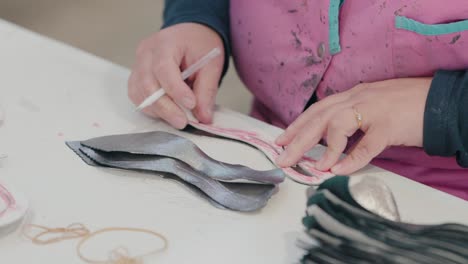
<box><xmin>396</xmin><ymin>16</ymin><xmax>468</xmax><ymax>36</ymax></box>
<box><xmin>329</xmin><ymin>0</ymin><xmax>343</xmax><ymax>55</ymax></box>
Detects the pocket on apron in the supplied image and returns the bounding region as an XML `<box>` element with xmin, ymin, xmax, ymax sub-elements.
<box><xmin>392</xmin><ymin>15</ymin><xmax>468</xmax><ymax>77</ymax></box>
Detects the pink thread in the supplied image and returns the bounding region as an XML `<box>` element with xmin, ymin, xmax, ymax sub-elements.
<box><xmin>0</xmin><ymin>183</ymin><xmax>16</xmax><ymax>217</ymax></box>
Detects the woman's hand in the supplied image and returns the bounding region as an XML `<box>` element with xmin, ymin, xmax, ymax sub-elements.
<box><xmin>128</xmin><ymin>23</ymin><xmax>225</xmax><ymax>129</ymax></box>
<box><xmin>275</xmin><ymin>78</ymin><xmax>432</xmax><ymax>175</ymax></box>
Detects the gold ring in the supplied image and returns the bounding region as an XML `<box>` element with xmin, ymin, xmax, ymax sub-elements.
<box><xmin>353</xmin><ymin>107</ymin><xmax>362</xmax><ymax>129</ymax></box>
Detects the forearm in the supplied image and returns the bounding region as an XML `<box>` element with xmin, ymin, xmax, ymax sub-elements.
<box><xmin>423</xmin><ymin>70</ymin><xmax>468</xmax><ymax>167</ymax></box>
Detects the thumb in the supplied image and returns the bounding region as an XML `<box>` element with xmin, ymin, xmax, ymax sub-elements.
<box><xmin>192</xmin><ymin>59</ymin><xmax>223</xmax><ymax>123</ymax></box>
<box><xmin>331</xmin><ymin>129</ymin><xmax>386</xmax><ymax>175</ymax></box>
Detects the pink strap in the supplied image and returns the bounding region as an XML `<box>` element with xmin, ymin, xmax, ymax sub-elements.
<box><xmin>189</xmin><ymin>121</ymin><xmax>334</xmax><ymax>185</ymax></box>
<box><xmin>0</xmin><ymin>183</ymin><xmax>16</xmax><ymax>217</ymax></box>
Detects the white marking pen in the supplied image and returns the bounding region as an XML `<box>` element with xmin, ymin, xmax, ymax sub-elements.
<box><xmin>135</xmin><ymin>47</ymin><xmax>222</xmax><ymax>111</ymax></box>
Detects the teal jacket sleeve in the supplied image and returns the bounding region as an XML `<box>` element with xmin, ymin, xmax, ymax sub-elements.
<box><xmin>424</xmin><ymin>70</ymin><xmax>468</xmax><ymax>167</ymax></box>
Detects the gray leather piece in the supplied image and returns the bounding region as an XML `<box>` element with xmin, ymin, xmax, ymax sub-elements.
<box><xmin>349</xmin><ymin>176</ymin><xmax>400</xmax><ymax>221</ymax></box>
<box><xmin>80</xmin><ymin>131</ymin><xmax>285</xmax><ymax>184</ymax></box>
<box><xmin>66</xmin><ymin>131</ymin><xmax>285</xmax><ymax>212</ymax></box>
<box><xmin>162</xmin><ymin>174</ymin><xmax>228</xmax><ymax>210</ymax></box>
<box><xmin>67</xmin><ymin>141</ymin><xmax>227</xmax><ymax>209</ymax></box>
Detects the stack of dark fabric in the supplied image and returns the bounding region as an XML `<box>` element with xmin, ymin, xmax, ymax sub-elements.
<box><xmin>299</xmin><ymin>176</ymin><xmax>468</xmax><ymax>264</ymax></box>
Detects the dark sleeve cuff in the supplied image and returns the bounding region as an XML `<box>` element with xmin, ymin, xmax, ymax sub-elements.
<box><xmin>162</xmin><ymin>1</ymin><xmax>231</xmax><ymax>80</ymax></box>
<box><xmin>423</xmin><ymin>70</ymin><xmax>468</xmax><ymax>167</ymax></box>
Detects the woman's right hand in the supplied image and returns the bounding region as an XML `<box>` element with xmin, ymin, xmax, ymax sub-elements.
<box><xmin>128</xmin><ymin>23</ymin><xmax>225</xmax><ymax>129</ymax></box>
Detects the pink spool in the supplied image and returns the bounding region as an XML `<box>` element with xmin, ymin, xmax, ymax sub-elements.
<box><xmin>0</xmin><ymin>181</ymin><xmax>28</xmax><ymax>237</ymax></box>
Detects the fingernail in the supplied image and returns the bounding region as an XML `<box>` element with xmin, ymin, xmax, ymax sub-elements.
<box><xmin>275</xmin><ymin>133</ymin><xmax>286</xmax><ymax>144</ymax></box>
<box><xmin>276</xmin><ymin>151</ymin><xmax>288</xmax><ymax>166</ymax></box>
<box><xmin>173</xmin><ymin>116</ymin><xmax>187</xmax><ymax>129</ymax></box>
<box><xmin>331</xmin><ymin>164</ymin><xmax>342</xmax><ymax>174</ymax></box>
<box><xmin>204</xmin><ymin>108</ymin><xmax>213</xmax><ymax>121</ymax></box>
<box><xmin>183</xmin><ymin>96</ymin><xmax>196</xmax><ymax>109</ymax></box>
<box><xmin>315</xmin><ymin>159</ymin><xmax>324</xmax><ymax>170</ymax></box>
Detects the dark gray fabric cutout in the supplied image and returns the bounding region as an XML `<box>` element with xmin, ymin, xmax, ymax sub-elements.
<box><xmin>66</xmin><ymin>143</ymin><xmax>227</xmax><ymax>209</ymax></box>
<box><xmin>66</xmin><ymin>131</ymin><xmax>285</xmax><ymax>212</ymax></box>
<box><xmin>159</xmin><ymin>173</ymin><xmax>229</xmax><ymax>210</ymax></box>
<box><xmin>79</xmin><ymin>131</ymin><xmax>284</xmax><ymax>184</ymax></box>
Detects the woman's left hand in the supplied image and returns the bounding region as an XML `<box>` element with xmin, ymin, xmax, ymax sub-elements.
<box><xmin>275</xmin><ymin>78</ymin><xmax>432</xmax><ymax>175</ymax></box>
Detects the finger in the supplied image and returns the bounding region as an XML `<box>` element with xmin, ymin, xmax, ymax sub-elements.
<box><xmin>275</xmin><ymin>83</ymin><xmax>370</xmax><ymax>146</ymax></box>
<box><xmin>128</xmin><ymin>58</ymin><xmax>161</xmax><ymax>119</ymax></box>
<box><xmin>130</xmin><ymin>51</ymin><xmax>161</xmax><ymax>109</ymax></box>
<box><xmin>153</xmin><ymin>56</ymin><xmax>196</xmax><ymax>110</ymax></box>
<box><xmin>315</xmin><ymin>127</ymin><xmax>348</xmax><ymax>171</ymax></box>
<box><xmin>192</xmin><ymin>60</ymin><xmax>223</xmax><ymax>123</ymax></box>
<box><xmin>147</xmin><ymin>96</ymin><xmax>188</xmax><ymax>129</ymax></box>
<box><xmin>331</xmin><ymin>128</ymin><xmax>387</xmax><ymax>175</ymax></box>
<box><xmin>321</xmin><ymin>103</ymin><xmax>370</xmax><ymax>172</ymax></box>
<box><xmin>276</xmin><ymin>121</ymin><xmax>327</xmax><ymax>167</ymax></box>
<box><xmin>275</xmin><ymin>92</ymin><xmax>351</xmax><ymax>145</ymax></box>
<box><xmin>135</xmin><ymin>73</ymin><xmax>187</xmax><ymax>128</ymax></box>
<box><xmin>316</xmin><ymin>107</ymin><xmax>360</xmax><ymax>171</ymax></box>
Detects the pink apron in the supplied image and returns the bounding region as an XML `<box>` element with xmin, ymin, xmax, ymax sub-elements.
<box><xmin>230</xmin><ymin>0</ymin><xmax>468</xmax><ymax>199</ymax></box>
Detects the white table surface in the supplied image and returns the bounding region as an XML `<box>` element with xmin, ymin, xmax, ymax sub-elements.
<box><xmin>0</xmin><ymin>19</ymin><xmax>468</xmax><ymax>264</ymax></box>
